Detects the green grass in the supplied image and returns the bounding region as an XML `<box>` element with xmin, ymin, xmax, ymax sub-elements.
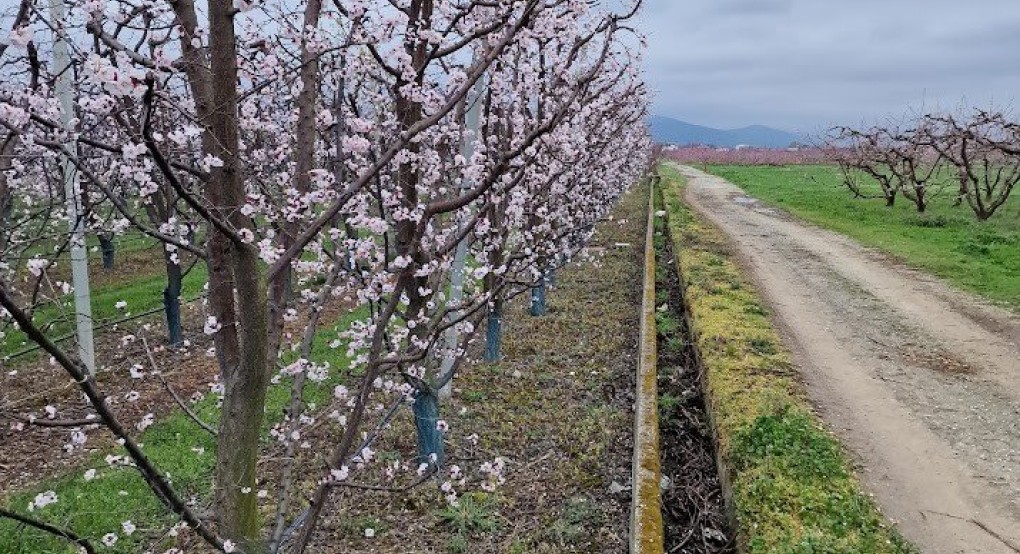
<box><xmin>0</xmin><ymin>308</ymin><xmax>366</xmax><ymax>553</ymax></box>
<box><xmin>3</xmin><ymin>228</ymin><xmax>211</xmax><ymax>359</ymax></box>
<box><xmin>707</xmin><ymin>165</ymin><xmax>1020</xmax><ymax>310</ymax></box>
<box><xmin>14</xmin><ymin>230</ymin><xmax>160</xmax><ymax>264</ymax></box>
<box><xmin>657</xmin><ymin>165</ymin><xmax>915</xmax><ymax>554</ymax></box>
<box><xmin>1</xmin><ymin>264</ymin><xmax>208</xmax><ymax>359</ymax></box>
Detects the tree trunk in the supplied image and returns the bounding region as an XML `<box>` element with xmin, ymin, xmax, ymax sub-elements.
<box><xmin>0</xmin><ymin>188</ymin><xmax>11</xmax><ymax>252</ymax></box>
<box><xmin>0</xmin><ymin>134</ymin><xmax>18</xmax><ymax>256</ymax></box>
<box><xmin>214</xmin><ymin>247</ymin><xmax>268</xmax><ymax>551</ymax></box>
<box><xmin>267</xmin><ymin>0</ymin><xmax>322</xmax><ymax>362</ymax></box>
<box><xmin>98</xmin><ymin>233</ymin><xmax>115</xmax><ymax>270</ymax></box>
<box><xmin>205</xmin><ymin>0</ymin><xmax>270</xmax><ymax>548</ymax></box>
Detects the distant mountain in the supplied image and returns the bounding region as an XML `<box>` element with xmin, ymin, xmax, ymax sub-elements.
<box><xmin>648</xmin><ymin>115</ymin><xmax>806</xmax><ymax>148</ymax></box>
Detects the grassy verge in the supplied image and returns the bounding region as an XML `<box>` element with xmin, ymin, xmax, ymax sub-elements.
<box><xmin>707</xmin><ymin>165</ymin><xmax>1020</xmax><ymax>310</ymax></box>
<box><xmin>0</xmin><ymin>308</ymin><xmax>362</xmax><ymax>553</ymax></box>
<box><xmin>2</xmin><ymin>260</ymin><xmax>208</xmax><ymax>360</ymax></box>
<box><xmin>658</xmin><ymin>165</ymin><xmax>915</xmax><ymax>554</ymax></box>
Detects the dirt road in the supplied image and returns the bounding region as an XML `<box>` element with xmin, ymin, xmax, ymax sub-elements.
<box><xmin>674</xmin><ymin>165</ymin><xmax>1020</xmax><ymax>554</ymax></box>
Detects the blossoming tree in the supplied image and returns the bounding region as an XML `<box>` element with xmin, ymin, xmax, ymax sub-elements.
<box><xmin>0</xmin><ymin>0</ymin><xmax>651</xmax><ymax>551</ymax></box>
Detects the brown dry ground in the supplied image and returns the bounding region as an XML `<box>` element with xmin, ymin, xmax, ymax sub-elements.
<box><xmin>295</xmin><ymin>185</ymin><xmax>647</xmax><ymax>553</ymax></box>
<box><xmin>0</xmin><ymin>250</ymin><xmax>215</xmax><ymax>492</ymax></box>
<box><xmin>675</xmin><ymin>164</ymin><xmax>1020</xmax><ymax>554</ymax></box>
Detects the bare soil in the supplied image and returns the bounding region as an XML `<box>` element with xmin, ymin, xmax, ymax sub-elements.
<box><xmin>279</xmin><ymin>187</ymin><xmax>649</xmax><ymax>553</ymax></box>
<box><xmin>675</xmin><ymin>165</ymin><xmax>1020</xmax><ymax>554</ymax></box>
<box><xmin>0</xmin><ymin>298</ymin><xmax>216</xmax><ymax>492</ymax></box>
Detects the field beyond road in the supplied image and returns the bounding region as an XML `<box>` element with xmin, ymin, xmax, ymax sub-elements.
<box><xmin>707</xmin><ymin>165</ymin><xmax>1020</xmax><ymax>310</ymax></box>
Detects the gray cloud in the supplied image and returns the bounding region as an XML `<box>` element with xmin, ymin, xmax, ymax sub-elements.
<box><xmin>639</xmin><ymin>0</ymin><xmax>1020</xmax><ymax>134</ymax></box>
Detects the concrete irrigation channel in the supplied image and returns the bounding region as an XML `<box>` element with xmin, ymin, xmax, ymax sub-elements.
<box><xmin>630</xmin><ymin>185</ymin><xmax>734</xmax><ymax>554</ymax></box>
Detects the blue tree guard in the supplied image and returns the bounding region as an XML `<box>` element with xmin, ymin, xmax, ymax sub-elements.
<box><xmin>485</xmin><ymin>304</ymin><xmax>502</xmax><ymax>362</ymax></box>
<box><xmin>530</xmin><ymin>276</ymin><xmax>547</xmax><ymax>316</ymax></box>
<box><xmin>99</xmin><ymin>235</ymin><xmax>116</xmax><ymax>270</ymax></box>
<box><xmin>164</xmin><ymin>263</ymin><xmax>183</xmax><ymax>346</ymax></box>
<box><xmin>413</xmin><ymin>385</ymin><xmax>445</xmax><ymax>468</ymax></box>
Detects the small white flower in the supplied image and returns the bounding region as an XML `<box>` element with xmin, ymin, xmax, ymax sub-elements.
<box><xmin>329</xmin><ymin>465</ymin><xmax>349</xmax><ymax>482</ymax></box>
<box><xmin>223</xmin><ymin>539</ymin><xmax>236</xmax><ymax>553</ymax></box>
<box><xmin>84</xmin><ymin>469</ymin><xmax>97</xmax><ymax>481</ymax></box>
<box><xmin>70</xmin><ymin>430</ymin><xmax>87</xmax><ymax>447</ymax></box>
<box><xmin>204</xmin><ymin>315</ymin><xmax>222</xmax><ymax>335</ymax></box>
<box><xmin>26</xmin><ymin>258</ymin><xmax>47</xmax><ymax>277</ymax></box>
<box><xmin>122</xmin><ymin>520</ymin><xmax>136</xmax><ymax>536</ymax></box>
<box><xmin>115</xmin><ymin>300</ymin><xmax>128</xmax><ymax>310</ymax></box>
<box><xmin>363</xmin><ymin>528</ymin><xmax>375</xmax><ymax>538</ymax></box>
<box><xmin>121</xmin><ymin>143</ymin><xmax>146</xmax><ymax>160</ymax></box>
<box><xmin>136</xmin><ymin>413</ymin><xmax>155</xmax><ymax>432</ymax></box>
<box><xmin>101</xmin><ymin>533</ymin><xmax>118</xmax><ymax>547</ymax></box>
<box><xmin>28</xmin><ymin>491</ymin><xmax>57</xmax><ymax>511</ymax></box>
<box><xmin>202</xmin><ymin>154</ymin><xmax>224</xmax><ymax>171</ymax></box>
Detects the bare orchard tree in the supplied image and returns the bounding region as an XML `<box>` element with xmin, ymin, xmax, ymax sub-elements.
<box><xmin>928</xmin><ymin>110</ymin><xmax>1020</xmax><ymax>220</ymax></box>
<box><xmin>885</xmin><ymin>121</ymin><xmax>944</xmax><ymax>214</ymax></box>
<box><xmin>830</xmin><ymin>125</ymin><xmax>900</xmax><ymax>206</ymax></box>
<box><xmin>836</xmin><ymin>109</ymin><xmax>1020</xmax><ymax>220</ymax></box>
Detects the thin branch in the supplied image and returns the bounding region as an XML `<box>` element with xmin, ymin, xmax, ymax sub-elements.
<box><xmin>0</xmin><ymin>508</ymin><xmax>98</xmax><ymax>554</ymax></box>
<box><xmin>142</xmin><ymin>337</ymin><xmax>218</xmax><ymax>436</ymax></box>
<box><xmin>0</xmin><ymin>286</ymin><xmax>226</xmax><ymax>551</ymax></box>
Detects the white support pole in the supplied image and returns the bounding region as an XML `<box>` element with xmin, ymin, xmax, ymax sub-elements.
<box><xmin>50</xmin><ymin>0</ymin><xmax>96</xmax><ymax>375</ymax></box>
<box><xmin>438</xmin><ymin>75</ymin><xmax>486</xmax><ymax>400</ymax></box>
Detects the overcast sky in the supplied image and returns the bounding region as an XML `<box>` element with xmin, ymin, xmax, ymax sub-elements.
<box><xmin>638</xmin><ymin>0</ymin><xmax>1020</xmax><ymax>134</ymax></box>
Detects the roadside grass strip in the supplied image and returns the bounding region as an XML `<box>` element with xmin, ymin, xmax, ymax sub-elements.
<box><xmin>657</xmin><ymin>165</ymin><xmax>916</xmax><ymax>554</ymax></box>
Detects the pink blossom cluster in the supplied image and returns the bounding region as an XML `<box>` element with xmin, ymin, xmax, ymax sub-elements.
<box><xmin>662</xmin><ymin>145</ymin><xmax>834</xmax><ymax>166</ymax></box>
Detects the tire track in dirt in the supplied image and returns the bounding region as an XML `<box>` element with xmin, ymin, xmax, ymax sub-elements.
<box><xmin>674</xmin><ymin>164</ymin><xmax>1020</xmax><ymax>554</ymax></box>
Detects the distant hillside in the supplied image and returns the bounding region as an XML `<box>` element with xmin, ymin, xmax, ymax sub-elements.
<box><xmin>649</xmin><ymin>115</ymin><xmax>806</xmax><ymax>148</ymax></box>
